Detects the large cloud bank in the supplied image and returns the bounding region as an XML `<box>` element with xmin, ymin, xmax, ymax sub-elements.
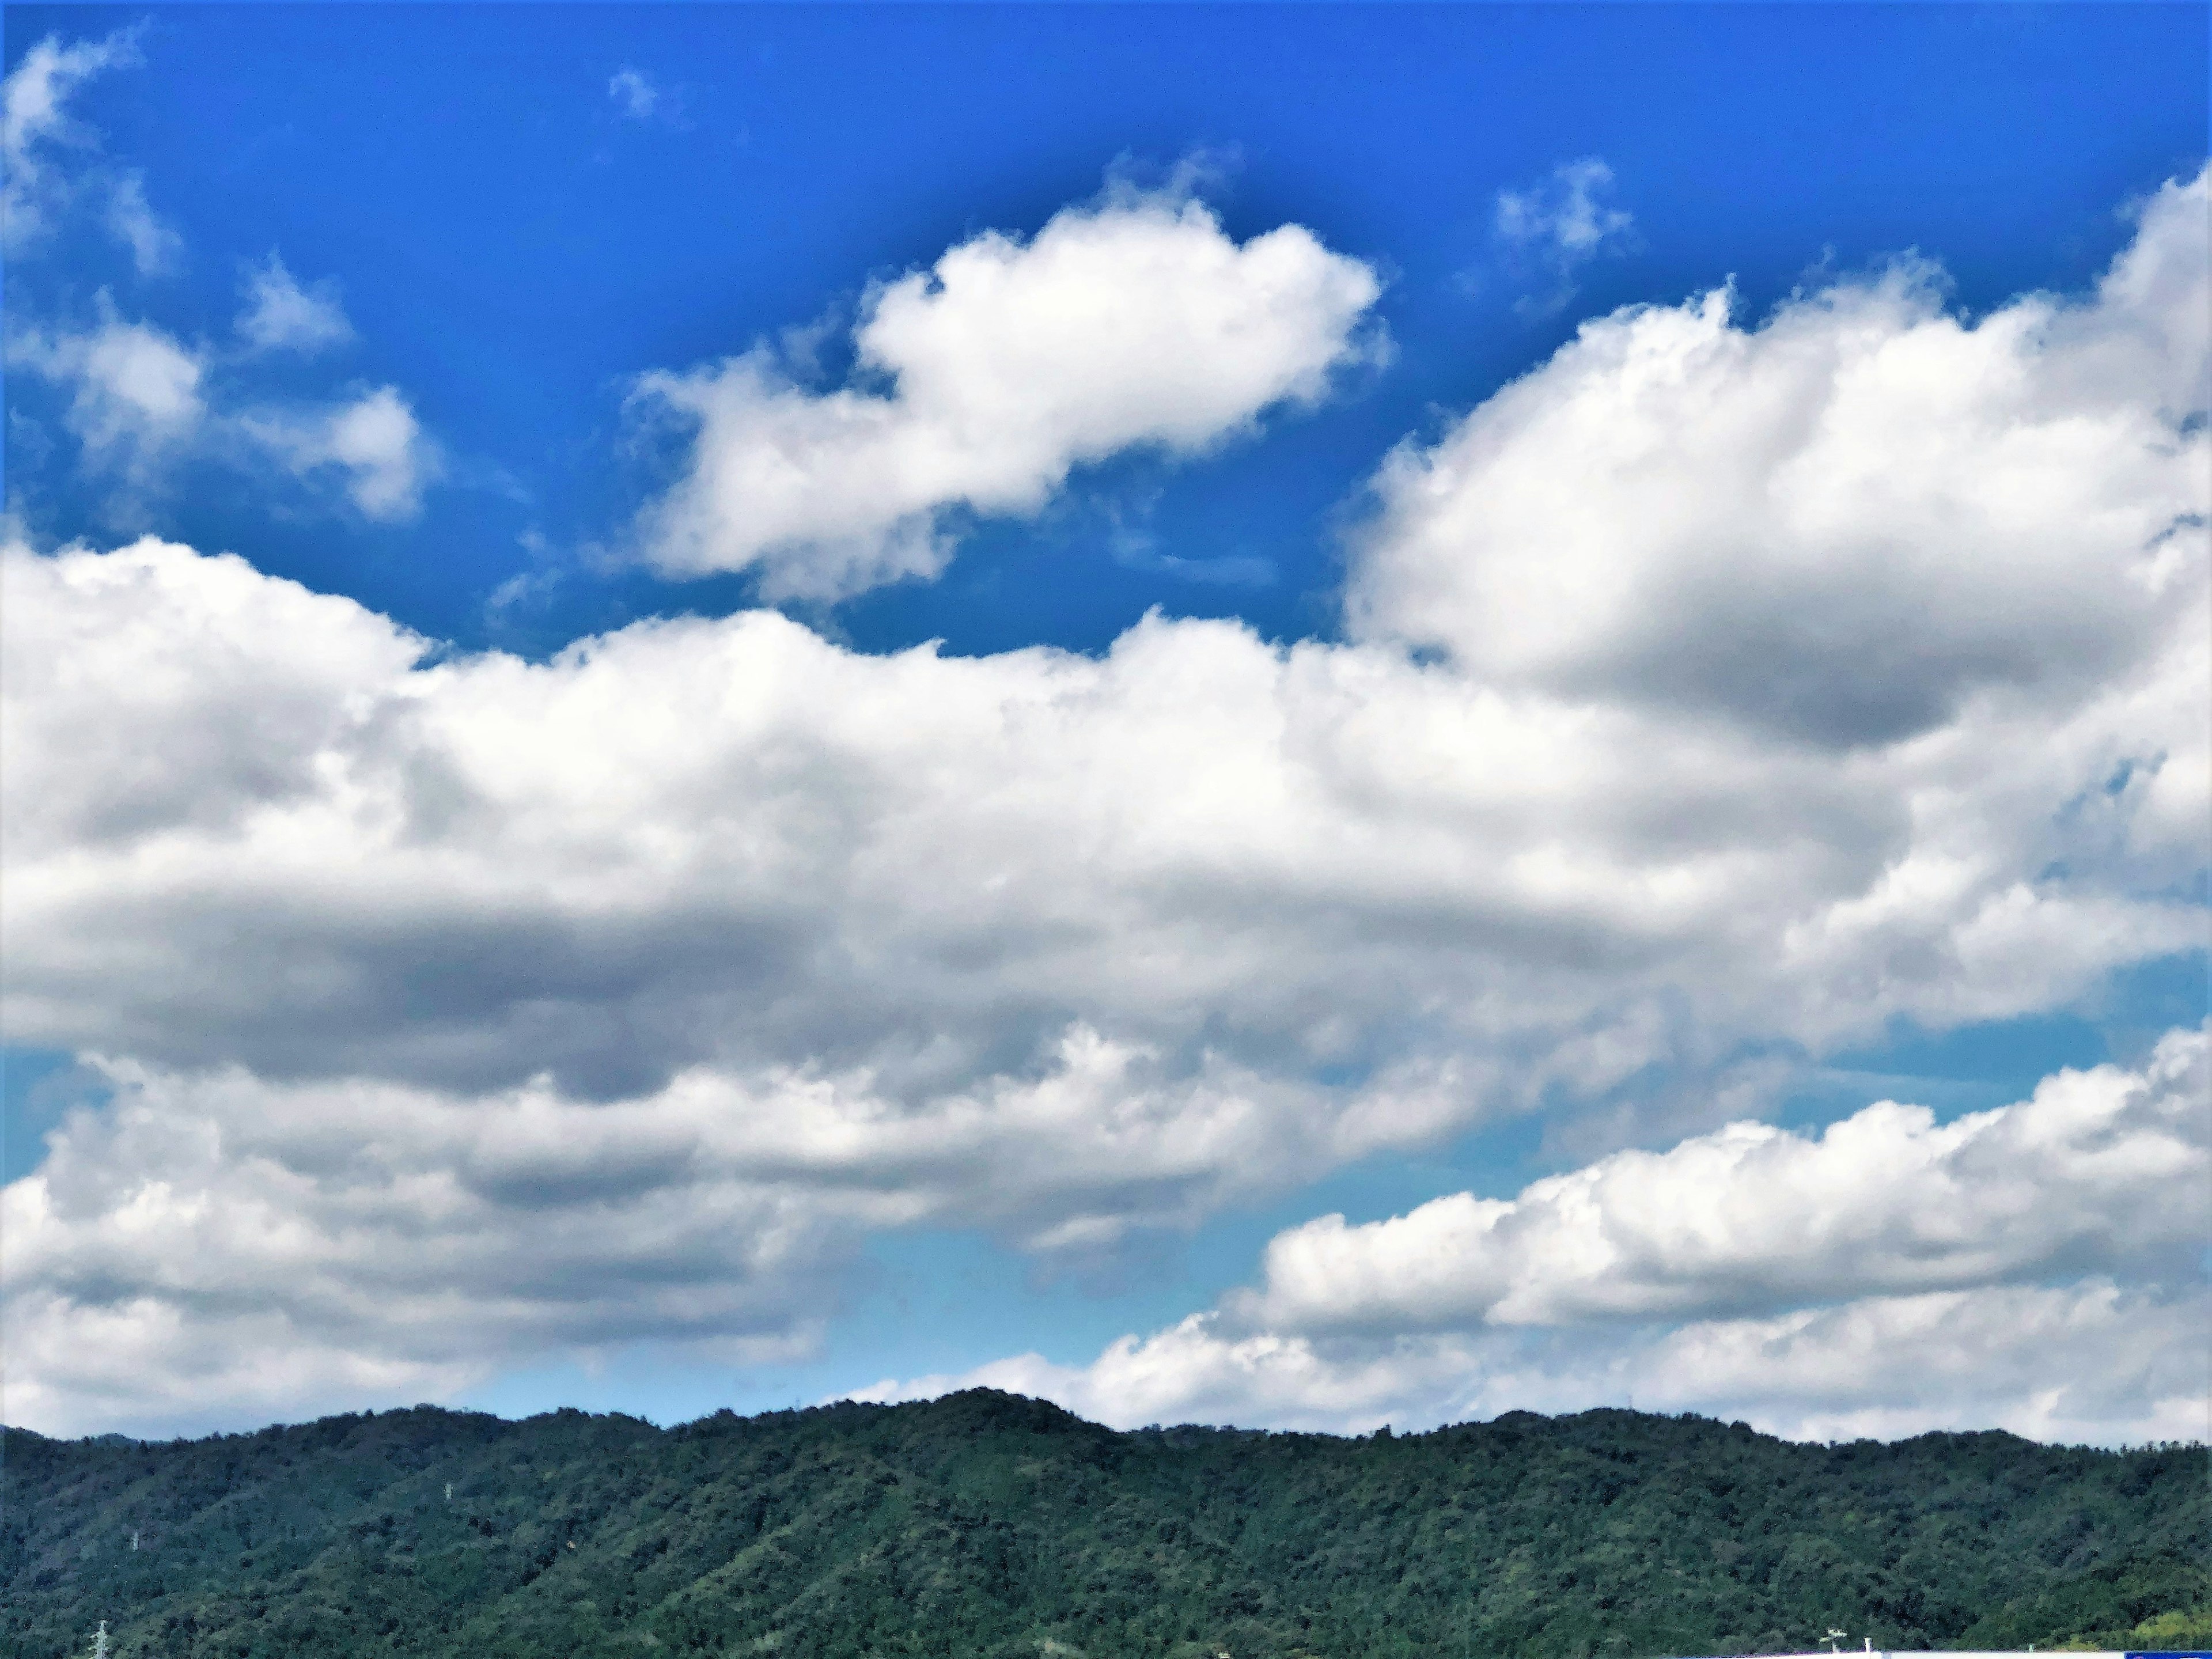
<box><xmin>2</xmin><ymin>169</ymin><xmax>2205</xmax><ymax>1439</ymax></box>
<box><xmin>869</xmin><ymin>1025</ymin><xmax>2206</xmax><ymax>1445</ymax></box>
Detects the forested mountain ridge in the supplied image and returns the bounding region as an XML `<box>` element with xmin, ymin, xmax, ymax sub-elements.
<box><xmin>4</xmin><ymin>1390</ymin><xmax>2206</xmax><ymax>1659</ymax></box>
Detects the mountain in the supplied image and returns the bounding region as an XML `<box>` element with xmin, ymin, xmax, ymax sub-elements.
<box><xmin>5</xmin><ymin>1391</ymin><xmax>2206</xmax><ymax>1659</ymax></box>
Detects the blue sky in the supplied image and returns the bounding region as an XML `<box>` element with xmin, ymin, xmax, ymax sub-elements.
<box><xmin>2</xmin><ymin>3</ymin><xmax>2207</xmax><ymax>1443</ymax></box>
<box><xmin>10</xmin><ymin>4</ymin><xmax>2202</xmax><ymax>656</ymax></box>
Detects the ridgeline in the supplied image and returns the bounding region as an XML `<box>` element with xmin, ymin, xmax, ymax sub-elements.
<box><xmin>4</xmin><ymin>1390</ymin><xmax>2206</xmax><ymax>1659</ymax></box>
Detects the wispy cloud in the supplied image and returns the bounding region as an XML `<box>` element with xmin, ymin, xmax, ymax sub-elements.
<box><xmin>9</xmin><ymin>298</ymin><xmax>433</xmax><ymax>522</ymax></box>
<box><xmin>608</xmin><ymin>66</ymin><xmax>658</xmax><ymax>120</ymax></box>
<box><xmin>238</xmin><ymin>387</ymin><xmax>438</xmax><ymax>520</ymax></box>
<box><xmin>3</xmin><ymin>30</ymin><xmax>433</xmax><ymax>530</ymax></box>
<box><xmin>1490</xmin><ymin>156</ymin><xmax>1637</xmax><ymax>317</ymax></box>
<box><xmin>2</xmin><ymin>26</ymin><xmax>179</xmax><ymax>274</ymax></box>
<box><xmin>236</xmin><ymin>254</ymin><xmax>354</xmax><ymax>356</ymax></box>
<box><xmin>608</xmin><ymin>66</ymin><xmax>685</xmax><ymax>127</ymax></box>
<box><xmin>103</xmin><ymin>171</ymin><xmax>181</xmax><ymax>275</ymax></box>
<box><xmin>1109</xmin><ymin>527</ymin><xmax>1276</xmax><ymax>588</ymax></box>
<box><xmin>5</xmin><ymin>301</ymin><xmax>207</xmax><ymax>480</ymax></box>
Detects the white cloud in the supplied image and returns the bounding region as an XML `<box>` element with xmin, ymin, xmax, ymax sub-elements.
<box><xmin>2</xmin><ymin>168</ymin><xmax>2206</xmax><ymax>1437</ymax></box>
<box><xmin>5</xmin><ymin>305</ymin><xmax>207</xmax><ymax>470</ymax></box>
<box><xmin>853</xmin><ymin>1031</ymin><xmax>2212</xmax><ymax>1443</ymax></box>
<box><xmin>2</xmin><ymin>28</ymin><xmax>178</xmax><ymax>272</ymax></box>
<box><xmin>1241</xmin><ymin>1023</ymin><xmax>2207</xmax><ymax>1332</ymax></box>
<box><xmin>1358</xmin><ymin>169</ymin><xmax>2209</xmax><ymax>752</ymax></box>
<box><xmin>1497</xmin><ymin>157</ymin><xmax>1633</xmax><ymax>260</ymax></box>
<box><xmin>630</xmin><ymin>187</ymin><xmax>1387</xmax><ymax>599</ymax></box>
<box><xmin>7</xmin><ymin>520</ymin><xmax>2194</xmax><ymax>1111</ymax></box>
<box><xmin>8</xmin><ymin>306</ymin><xmax>433</xmax><ymax>518</ymax></box>
<box><xmin>1491</xmin><ymin>157</ymin><xmax>1634</xmax><ymax>314</ymax></box>
<box><xmin>239</xmin><ymin>385</ymin><xmax>438</xmax><ymax>519</ymax></box>
<box><xmin>236</xmin><ymin>254</ymin><xmax>355</xmax><ymax>355</ymax></box>
<box><xmin>608</xmin><ymin>67</ymin><xmax>662</xmax><ymax>122</ymax></box>
<box><xmin>872</xmin><ymin>1281</ymin><xmax>2209</xmax><ymax>1447</ymax></box>
<box><xmin>2</xmin><ymin>28</ymin><xmax>137</xmax><ymax>248</ymax></box>
<box><xmin>3</xmin><ymin>33</ymin><xmax>430</xmax><ymax>526</ymax></box>
<box><xmin>0</xmin><ymin>1028</ymin><xmax>1419</xmax><ymax>1436</ymax></box>
<box><xmin>0</xmin><ymin>1061</ymin><xmax>844</xmax><ymax>1438</ymax></box>
<box><xmin>8</xmin><ymin>177</ymin><xmax>2199</xmax><ymax>1096</ymax></box>
<box><xmin>103</xmin><ymin>170</ymin><xmax>180</xmax><ymax>276</ymax></box>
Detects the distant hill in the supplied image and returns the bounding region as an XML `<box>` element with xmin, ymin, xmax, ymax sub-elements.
<box><xmin>4</xmin><ymin>1390</ymin><xmax>2206</xmax><ymax>1659</ymax></box>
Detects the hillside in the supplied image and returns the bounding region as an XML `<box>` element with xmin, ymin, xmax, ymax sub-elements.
<box><xmin>4</xmin><ymin>1391</ymin><xmax>2206</xmax><ymax>1659</ymax></box>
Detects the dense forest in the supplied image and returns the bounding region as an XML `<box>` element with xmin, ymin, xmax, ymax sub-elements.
<box><xmin>4</xmin><ymin>1390</ymin><xmax>2206</xmax><ymax>1659</ymax></box>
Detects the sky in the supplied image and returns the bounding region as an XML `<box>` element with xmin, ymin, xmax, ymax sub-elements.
<box><xmin>1</xmin><ymin>2</ymin><xmax>2206</xmax><ymax>1448</ymax></box>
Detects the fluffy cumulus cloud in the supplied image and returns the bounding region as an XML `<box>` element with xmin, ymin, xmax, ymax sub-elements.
<box><xmin>630</xmin><ymin>187</ymin><xmax>1387</xmax><ymax>599</ymax></box>
<box><xmin>3</xmin><ymin>169</ymin><xmax>2207</xmax><ymax>1437</ymax></box>
<box><xmin>1</xmin><ymin>1063</ymin><xmax>842</xmax><ymax>1438</ymax></box>
<box><xmin>861</xmin><ymin>1028</ymin><xmax>2211</xmax><ymax>1444</ymax></box>
<box><xmin>1240</xmin><ymin>1024</ymin><xmax>2210</xmax><ymax>1333</ymax></box>
<box><xmin>1358</xmin><ymin>170</ymin><xmax>2209</xmax><ymax>752</ymax></box>
<box><xmin>893</xmin><ymin>1281</ymin><xmax>2210</xmax><ymax>1449</ymax></box>
<box><xmin>1</xmin><ymin>1029</ymin><xmax>1402</xmax><ymax>1437</ymax></box>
